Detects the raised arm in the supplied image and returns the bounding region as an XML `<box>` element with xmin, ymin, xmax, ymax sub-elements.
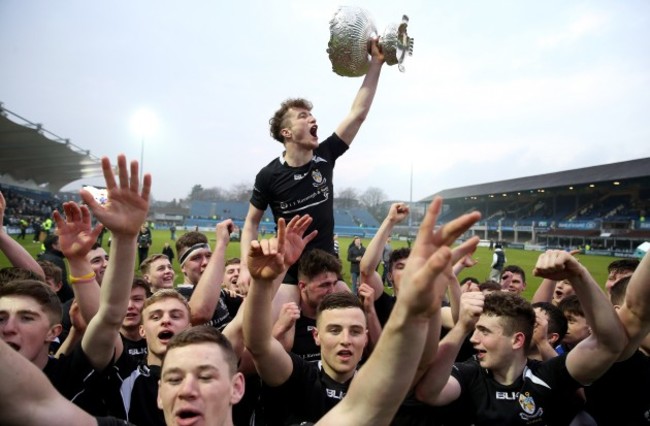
<box><xmin>360</xmin><ymin>202</ymin><xmax>409</xmax><ymax>298</ymax></box>
<box><xmin>243</xmin><ymin>215</ymin><xmax>316</xmax><ymax>386</ymax></box>
<box><xmin>335</xmin><ymin>38</ymin><xmax>385</xmax><ymax>145</ymax></box>
<box><xmin>189</xmin><ymin>219</ymin><xmax>233</xmax><ymax>325</ymax></box>
<box><xmin>415</xmin><ymin>291</ymin><xmax>483</xmax><ymax>406</ymax></box>
<box><xmin>237</xmin><ymin>204</ymin><xmax>264</xmax><ymax>297</ymax></box>
<box><xmin>531</xmin><ymin>279</ymin><xmax>557</xmax><ymax>304</ymax></box>
<box><xmin>81</xmin><ymin>155</ymin><xmax>151</xmax><ymax>370</ymax></box>
<box><xmin>0</xmin><ymin>191</ymin><xmax>44</xmax><ymax>276</ymax></box>
<box><xmin>318</xmin><ymin>197</ymin><xmax>480</xmax><ymax>425</ymax></box>
<box><xmin>53</xmin><ymin>202</ymin><xmax>103</xmax><ymax>324</ymax></box>
<box><xmin>616</xmin><ymin>249</ymin><xmax>650</xmax><ymax>359</ymax></box>
<box><xmin>0</xmin><ymin>339</ymin><xmax>97</xmax><ymax>426</ymax></box>
<box><xmin>533</xmin><ymin>250</ymin><xmax>626</xmax><ymax>385</ymax></box>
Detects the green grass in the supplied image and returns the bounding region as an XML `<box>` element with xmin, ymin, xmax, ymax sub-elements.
<box><xmin>1</xmin><ymin>230</ymin><xmax>619</xmax><ymax>298</ymax></box>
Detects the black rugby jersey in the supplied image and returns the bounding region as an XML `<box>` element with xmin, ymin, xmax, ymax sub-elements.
<box><xmin>251</xmin><ymin>133</ymin><xmax>348</xmax><ymax>256</ymax></box>
<box><xmin>450</xmin><ymin>354</ymin><xmax>582</xmax><ymax>425</ymax></box>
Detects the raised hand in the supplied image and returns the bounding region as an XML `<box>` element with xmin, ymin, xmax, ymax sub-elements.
<box><xmin>80</xmin><ymin>155</ymin><xmax>151</xmax><ymax>237</ymax></box>
<box><xmin>275</xmin><ymin>302</ymin><xmax>300</xmax><ymax>334</ymax></box>
<box><xmin>282</xmin><ymin>215</ymin><xmax>318</xmax><ymax>269</ymax></box>
<box><xmin>215</xmin><ymin>219</ymin><xmax>235</xmax><ymax>246</ymax></box>
<box><xmin>369</xmin><ymin>36</ymin><xmax>386</xmax><ymax>63</ymax></box>
<box><xmin>53</xmin><ymin>202</ymin><xmax>103</xmax><ymax>260</ymax></box>
<box><xmin>457</xmin><ymin>292</ymin><xmax>484</xmax><ymax>332</ymax></box>
<box><xmin>248</xmin><ymin>218</ymin><xmax>286</xmax><ymax>281</ymax></box>
<box><xmin>398</xmin><ymin>197</ymin><xmax>482</xmax><ymax>318</ymax></box>
<box><xmin>387</xmin><ymin>202</ymin><xmax>410</xmax><ymax>224</ymax></box>
<box><xmin>533</xmin><ymin>250</ymin><xmax>584</xmax><ymax>282</ymax></box>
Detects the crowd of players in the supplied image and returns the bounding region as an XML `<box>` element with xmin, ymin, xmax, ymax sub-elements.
<box><xmin>1</xmin><ymin>39</ymin><xmax>649</xmax><ymax>426</ymax></box>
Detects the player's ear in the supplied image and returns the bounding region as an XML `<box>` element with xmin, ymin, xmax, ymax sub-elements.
<box><xmin>512</xmin><ymin>331</ymin><xmax>526</xmax><ymax>350</ymax></box>
<box><xmin>281</xmin><ymin>128</ymin><xmax>291</xmax><ymax>138</ymax></box>
<box><xmin>230</xmin><ymin>372</ymin><xmax>245</xmax><ymax>405</ymax></box>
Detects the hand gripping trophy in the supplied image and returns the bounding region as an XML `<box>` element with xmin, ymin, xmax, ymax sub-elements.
<box><xmin>327</xmin><ymin>6</ymin><xmax>414</xmax><ymax>77</ymax></box>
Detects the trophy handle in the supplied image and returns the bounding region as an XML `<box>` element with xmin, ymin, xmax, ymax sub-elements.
<box><xmin>380</xmin><ymin>15</ymin><xmax>414</xmax><ymax>72</ymax></box>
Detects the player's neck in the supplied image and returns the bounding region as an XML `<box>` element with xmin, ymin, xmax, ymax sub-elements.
<box><xmin>492</xmin><ymin>356</ymin><xmax>527</xmax><ymax>385</ymax></box>
<box><xmin>321</xmin><ymin>360</ymin><xmax>356</xmax><ymax>384</ymax></box>
<box><xmin>283</xmin><ymin>144</ymin><xmax>313</xmax><ymax>167</ymax></box>
<box><xmin>120</xmin><ymin>326</ymin><xmax>142</xmax><ymax>342</ymax></box>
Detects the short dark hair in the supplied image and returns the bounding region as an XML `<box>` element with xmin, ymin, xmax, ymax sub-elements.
<box><xmin>503</xmin><ymin>265</ymin><xmax>526</xmax><ymax>283</ymax></box>
<box><xmin>478</xmin><ymin>281</ymin><xmax>502</xmax><ymax>293</ymax></box>
<box><xmin>269</xmin><ymin>98</ymin><xmax>313</xmax><ymax>143</ymax></box>
<box><xmin>483</xmin><ymin>292</ymin><xmax>536</xmax><ymax>351</ymax></box>
<box><xmin>37</xmin><ymin>261</ymin><xmax>62</xmax><ymax>285</ymax></box>
<box><xmin>132</xmin><ymin>277</ymin><xmax>153</xmax><ymax>298</ymax></box>
<box><xmin>0</xmin><ymin>267</ymin><xmax>44</xmax><ymax>286</ymax></box>
<box><xmin>162</xmin><ymin>325</ymin><xmax>239</xmax><ymax>376</ymax></box>
<box><xmin>460</xmin><ymin>277</ymin><xmax>479</xmax><ymax>286</ymax></box>
<box><xmin>609</xmin><ymin>276</ymin><xmax>632</xmax><ymax>306</ymax></box>
<box><xmin>0</xmin><ymin>279</ymin><xmax>62</xmax><ymax>325</ymax></box>
<box><xmin>607</xmin><ymin>258</ymin><xmax>639</xmax><ymax>275</ymax></box>
<box><xmin>298</xmin><ymin>249</ymin><xmax>342</xmax><ymax>282</ymax></box>
<box><xmin>175</xmin><ymin>231</ymin><xmax>208</xmax><ymax>257</ymax></box>
<box><xmin>558</xmin><ymin>294</ymin><xmax>584</xmax><ymax>318</ymax></box>
<box><xmin>532</xmin><ymin>301</ymin><xmax>568</xmax><ymax>343</ymax></box>
<box><xmin>316</xmin><ymin>292</ymin><xmax>364</xmax><ymax>325</ymax></box>
<box><xmin>388</xmin><ymin>248</ymin><xmax>411</xmax><ymax>273</ymax></box>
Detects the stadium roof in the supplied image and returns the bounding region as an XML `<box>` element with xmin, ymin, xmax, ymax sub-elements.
<box><xmin>0</xmin><ymin>104</ymin><xmax>102</xmax><ymax>192</ymax></box>
<box><xmin>423</xmin><ymin>157</ymin><xmax>650</xmax><ymax>201</ymax></box>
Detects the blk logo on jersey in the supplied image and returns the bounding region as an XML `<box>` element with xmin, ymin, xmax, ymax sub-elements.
<box><xmin>326</xmin><ymin>388</ymin><xmax>346</xmax><ymax>400</ymax></box>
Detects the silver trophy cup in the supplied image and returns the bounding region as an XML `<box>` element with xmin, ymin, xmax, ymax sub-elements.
<box><xmin>327</xmin><ymin>6</ymin><xmax>414</xmax><ymax>77</ymax></box>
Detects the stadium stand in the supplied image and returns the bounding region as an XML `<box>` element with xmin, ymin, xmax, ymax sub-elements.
<box><xmin>423</xmin><ymin>157</ymin><xmax>650</xmax><ymax>256</ymax></box>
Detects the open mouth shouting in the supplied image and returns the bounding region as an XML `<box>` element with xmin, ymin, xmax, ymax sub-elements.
<box><xmin>158</xmin><ymin>330</ymin><xmax>175</xmax><ymax>344</ymax></box>
<box><xmin>310</xmin><ymin>125</ymin><xmax>318</xmax><ymax>138</ymax></box>
<box><xmin>175</xmin><ymin>408</ymin><xmax>202</xmax><ymax>426</ymax></box>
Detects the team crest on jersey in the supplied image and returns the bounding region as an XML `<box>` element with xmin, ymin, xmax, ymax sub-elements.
<box><xmin>518</xmin><ymin>392</ymin><xmax>544</xmax><ymax>421</ymax></box>
<box><xmin>519</xmin><ymin>392</ymin><xmax>535</xmax><ymax>414</ymax></box>
<box><xmin>312</xmin><ymin>169</ymin><xmax>323</xmax><ymax>184</ymax></box>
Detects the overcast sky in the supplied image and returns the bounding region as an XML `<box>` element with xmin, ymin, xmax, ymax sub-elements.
<box><xmin>1</xmin><ymin>0</ymin><xmax>649</xmax><ymax>203</ymax></box>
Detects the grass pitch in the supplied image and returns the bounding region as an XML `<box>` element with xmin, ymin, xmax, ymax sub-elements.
<box><xmin>1</xmin><ymin>229</ymin><xmax>619</xmax><ymax>299</ymax></box>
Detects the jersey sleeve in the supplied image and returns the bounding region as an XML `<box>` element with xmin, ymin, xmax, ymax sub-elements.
<box><xmin>250</xmin><ymin>166</ymin><xmax>272</xmax><ymax>211</ymax></box>
<box><xmin>450</xmin><ymin>358</ymin><xmax>481</xmax><ymax>394</ymax></box>
<box><xmin>316</xmin><ymin>133</ymin><xmax>349</xmax><ymax>164</ymax></box>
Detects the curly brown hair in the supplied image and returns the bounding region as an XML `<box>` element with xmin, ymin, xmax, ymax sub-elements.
<box><xmin>269</xmin><ymin>98</ymin><xmax>313</xmax><ymax>143</ymax></box>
